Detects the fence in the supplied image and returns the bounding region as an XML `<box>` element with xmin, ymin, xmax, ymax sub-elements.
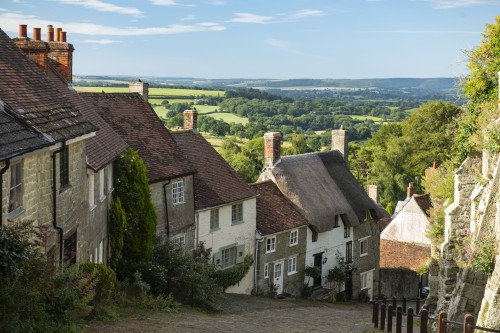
<box><xmin>372</xmin><ymin>297</ymin><xmax>500</xmax><ymax>333</ymax></box>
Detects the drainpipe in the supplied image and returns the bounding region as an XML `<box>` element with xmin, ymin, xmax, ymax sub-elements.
<box><xmin>254</xmin><ymin>230</ymin><xmax>264</xmax><ymax>293</ymax></box>
<box><xmin>0</xmin><ymin>160</ymin><xmax>10</xmax><ymax>228</ymax></box>
<box><xmin>52</xmin><ymin>145</ymin><xmax>64</xmax><ymax>267</ymax></box>
<box><xmin>162</xmin><ymin>180</ymin><xmax>171</xmax><ymax>238</ymax></box>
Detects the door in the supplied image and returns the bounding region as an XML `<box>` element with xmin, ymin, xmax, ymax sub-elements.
<box><xmin>313</xmin><ymin>253</ymin><xmax>323</xmax><ymax>287</ymax></box>
<box><xmin>273</xmin><ymin>261</ymin><xmax>284</xmax><ymax>294</ymax></box>
<box><xmin>361</xmin><ymin>270</ymin><xmax>374</xmax><ymax>300</ymax></box>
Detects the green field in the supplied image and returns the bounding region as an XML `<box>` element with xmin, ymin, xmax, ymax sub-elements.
<box><xmin>350</xmin><ymin>115</ymin><xmax>384</xmax><ymax>122</ymax></box>
<box><xmin>74</xmin><ymin>86</ymin><xmax>225</xmax><ymax>97</ymax></box>
<box><xmin>208</xmin><ymin>112</ymin><xmax>248</xmax><ymax>125</ymax></box>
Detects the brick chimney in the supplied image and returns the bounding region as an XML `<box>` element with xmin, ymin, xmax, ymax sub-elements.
<box><xmin>47</xmin><ymin>26</ymin><xmax>74</xmax><ymax>83</ymax></box>
<box><xmin>407</xmin><ymin>182</ymin><xmax>416</xmax><ymax>198</ymax></box>
<box><xmin>264</xmin><ymin>132</ymin><xmax>282</xmax><ymax>168</ymax></box>
<box><xmin>129</xmin><ymin>80</ymin><xmax>149</xmax><ymax>102</ymax></box>
<box><xmin>368</xmin><ymin>185</ymin><xmax>379</xmax><ymax>203</ymax></box>
<box><xmin>332</xmin><ymin>126</ymin><xmax>348</xmax><ymax>166</ymax></box>
<box><xmin>183</xmin><ymin>109</ymin><xmax>198</xmax><ymax>131</ymax></box>
<box><xmin>13</xmin><ymin>24</ymin><xmax>49</xmax><ymax>72</ymax></box>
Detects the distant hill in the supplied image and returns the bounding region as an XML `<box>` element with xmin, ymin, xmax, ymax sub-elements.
<box><xmin>74</xmin><ymin>76</ymin><xmax>458</xmax><ymax>92</ymax></box>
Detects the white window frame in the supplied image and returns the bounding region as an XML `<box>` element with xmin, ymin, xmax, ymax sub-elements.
<box><xmin>210</xmin><ymin>208</ymin><xmax>219</xmax><ymax>231</ymax></box>
<box><xmin>172</xmin><ymin>179</ymin><xmax>185</xmax><ymax>205</ymax></box>
<box><xmin>107</xmin><ymin>167</ymin><xmax>113</xmax><ymax>193</ymax></box>
<box><xmin>99</xmin><ymin>169</ymin><xmax>105</xmax><ymax>201</ymax></box>
<box><xmin>289</xmin><ymin>229</ymin><xmax>298</xmax><ymax>246</ymax></box>
<box><xmin>8</xmin><ymin>160</ymin><xmax>23</xmax><ymax>215</ymax></box>
<box><xmin>359</xmin><ymin>236</ymin><xmax>369</xmax><ymax>257</ymax></box>
<box><xmin>264</xmin><ymin>263</ymin><xmax>269</xmax><ymax>279</ymax></box>
<box><xmin>98</xmin><ymin>241</ymin><xmax>103</xmax><ymax>264</ymax></box>
<box><xmin>221</xmin><ymin>246</ymin><xmax>237</xmax><ymax>269</ymax></box>
<box><xmin>173</xmin><ymin>234</ymin><xmax>186</xmax><ymax>249</ymax></box>
<box><xmin>88</xmin><ymin>173</ymin><xmax>96</xmax><ymax>210</ymax></box>
<box><xmin>231</xmin><ymin>202</ymin><xmax>243</xmax><ymax>224</ymax></box>
<box><xmin>360</xmin><ymin>271</ymin><xmax>368</xmax><ymax>290</ymax></box>
<box><xmin>288</xmin><ymin>256</ymin><xmax>297</xmax><ymax>275</ymax></box>
<box><xmin>266</xmin><ymin>236</ymin><xmax>276</xmax><ymax>253</ymax></box>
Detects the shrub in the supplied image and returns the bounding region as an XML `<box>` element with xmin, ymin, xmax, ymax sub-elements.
<box><xmin>213</xmin><ymin>255</ymin><xmax>254</xmax><ymax>292</ymax></box>
<box><xmin>79</xmin><ymin>262</ymin><xmax>116</xmax><ymax>302</ymax></box>
<box><xmin>109</xmin><ymin>197</ymin><xmax>126</xmax><ymax>270</ymax></box>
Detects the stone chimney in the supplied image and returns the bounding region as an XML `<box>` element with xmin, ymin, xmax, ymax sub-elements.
<box><xmin>13</xmin><ymin>24</ymin><xmax>49</xmax><ymax>73</ymax></box>
<box><xmin>129</xmin><ymin>80</ymin><xmax>149</xmax><ymax>102</ymax></box>
<box><xmin>47</xmin><ymin>26</ymin><xmax>74</xmax><ymax>83</ymax></box>
<box><xmin>407</xmin><ymin>182</ymin><xmax>416</xmax><ymax>198</ymax></box>
<box><xmin>264</xmin><ymin>132</ymin><xmax>282</xmax><ymax>168</ymax></box>
<box><xmin>332</xmin><ymin>126</ymin><xmax>349</xmax><ymax>166</ymax></box>
<box><xmin>183</xmin><ymin>109</ymin><xmax>198</xmax><ymax>131</ymax></box>
<box><xmin>368</xmin><ymin>185</ymin><xmax>379</xmax><ymax>203</ymax></box>
<box><xmin>13</xmin><ymin>24</ymin><xmax>74</xmax><ymax>82</ymax></box>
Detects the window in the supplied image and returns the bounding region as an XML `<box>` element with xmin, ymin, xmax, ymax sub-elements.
<box><xmin>172</xmin><ymin>179</ymin><xmax>185</xmax><ymax>205</ymax></box>
<box><xmin>360</xmin><ymin>272</ymin><xmax>368</xmax><ymax>290</ymax></box>
<box><xmin>98</xmin><ymin>241</ymin><xmax>103</xmax><ymax>264</ymax></box>
<box><xmin>288</xmin><ymin>257</ymin><xmax>297</xmax><ymax>275</ymax></box>
<box><xmin>264</xmin><ymin>263</ymin><xmax>269</xmax><ymax>278</ymax></box>
<box><xmin>346</xmin><ymin>241</ymin><xmax>353</xmax><ymax>263</ymax></box>
<box><xmin>334</xmin><ymin>215</ymin><xmax>340</xmax><ymax>228</ymax></box>
<box><xmin>99</xmin><ymin>169</ymin><xmax>105</xmax><ymax>201</ymax></box>
<box><xmin>311</xmin><ymin>231</ymin><xmax>318</xmax><ymax>242</ymax></box>
<box><xmin>107</xmin><ymin>167</ymin><xmax>113</xmax><ymax>193</ymax></box>
<box><xmin>60</xmin><ymin>145</ymin><xmax>69</xmax><ymax>188</ymax></box>
<box><xmin>173</xmin><ymin>234</ymin><xmax>185</xmax><ymax>249</ymax></box>
<box><xmin>266</xmin><ymin>236</ymin><xmax>276</xmax><ymax>253</ymax></box>
<box><xmin>231</xmin><ymin>203</ymin><xmax>243</xmax><ymax>224</ymax></box>
<box><xmin>360</xmin><ymin>237</ymin><xmax>369</xmax><ymax>257</ymax></box>
<box><xmin>289</xmin><ymin>229</ymin><xmax>298</xmax><ymax>246</ymax></box>
<box><xmin>8</xmin><ymin>161</ymin><xmax>22</xmax><ymax>213</ymax></box>
<box><xmin>63</xmin><ymin>231</ymin><xmax>77</xmax><ymax>265</ymax></box>
<box><xmin>210</xmin><ymin>209</ymin><xmax>219</xmax><ymax>230</ymax></box>
<box><xmin>221</xmin><ymin>246</ymin><xmax>236</xmax><ymax>269</ymax></box>
<box><xmin>344</xmin><ymin>226</ymin><xmax>350</xmax><ymax>238</ymax></box>
<box><xmin>88</xmin><ymin>173</ymin><xmax>95</xmax><ymax>209</ymax></box>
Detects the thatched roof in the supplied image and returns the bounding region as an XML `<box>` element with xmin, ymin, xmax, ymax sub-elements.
<box><xmin>266</xmin><ymin>150</ymin><xmax>388</xmax><ymax>233</ymax></box>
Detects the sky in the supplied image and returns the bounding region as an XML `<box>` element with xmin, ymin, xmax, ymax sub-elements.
<box><xmin>1</xmin><ymin>0</ymin><xmax>499</xmax><ymax>79</ymax></box>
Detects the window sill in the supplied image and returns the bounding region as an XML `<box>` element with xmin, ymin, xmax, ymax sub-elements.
<box><xmin>360</xmin><ymin>253</ymin><xmax>368</xmax><ymax>257</ymax></box>
<box><xmin>172</xmin><ymin>201</ymin><xmax>185</xmax><ymax>206</ymax></box>
<box><xmin>8</xmin><ymin>207</ymin><xmax>26</xmax><ymax>221</ymax></box>
<box><xmin>59</xmin><ymin>184</ymin><xmax>71</xmax><ymax>194</ymax></box>
<box><xmin>99</xmin><ymin>195</ymin><xmax>106</xmax><ymax>202</ymax></box>
<box><xmin>288</xmin><ymin>271</ymin><xmax>297</xmax><ymax>276</ymax></box>
<box><xmin>210</xmin><ymin>227</ymin><xmax>220</xmax><ymax>233</ymax></box>
<box><xmin>231</xmin><ymin>220</ymin><xmax>244</xmax><ymax>225</ymax></box>
<box><xmin>265</xmin><ymin>250</ymin><xmax>276</xmax><ymax>254</ymax></box>
<box><xmin>89</xmin><ymin>204</ymin><xmax>97</xmax><ymax>212</ymax></box>
<box><xmin>289</xmin><ymin>242</ymin><xmax>298</xmax><ymax>247</ymax></box>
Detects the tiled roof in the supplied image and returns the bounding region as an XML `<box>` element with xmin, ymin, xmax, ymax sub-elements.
<box><xmin>81</xmin><ymin>93</ymin><xmax>195</xmax><ymax>182</ymax></box>
<box><xmin>413</xmin><ymin>193</ymin><xmax>432</xmax><ymax>217</ymax></box>
<box><xmin>172</xmin><ymin>130</ymin><xmax>255</xmax><ymax>210</ymax></box>
<box><xmin>46</xmin><ymin>67</ymin><xmax>128</xmax><ymax>171</ymax></box>
<box><xmin>251</xmin><ymin>181</ymin><xmax>308</xmax><ymax>236</ymax></box>
<box><xmin>0</xmin><ymin>29</ymin><xmax>96</xmax><ymax>146</ymax></box>
<box><xmin>380</xmin><ymin>239</ymin><xmax>430</xmax><ymax>271</ymax></box>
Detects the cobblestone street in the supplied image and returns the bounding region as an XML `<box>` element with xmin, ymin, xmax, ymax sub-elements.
<box><xmin>86</xmin><ymin>294</ymin><xmax>375</xmax><ymax>333</ymax></box>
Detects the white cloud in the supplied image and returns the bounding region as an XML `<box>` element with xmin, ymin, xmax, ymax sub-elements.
<box><xmin>287</xmin><ymin>9</ymin><xmax>325</xmax><ymax>20</ymax></box>
<box><xmin>150</xmin><ymin>0</ymin><xmax>195</xmax><ymax>7</ymax></box>
<box><xmin>0</xmin><ymin>11</ymin><xmax>226</xmax><ymax>36</ymax></box>
<box><xmin>367</xmin><ymin>29</ymin><xmax>480</xmax><ymax>34</ymax></box>
<box><xmin>418</xmin><ymin>0</ymin><xmax>495</xmax><ymax>9</ymax></box>
<box><xmin>228</xmin><ymin>12</ymin><xmax>274</xmax><ymax>24</ymax></box>
<box><xmin>180</xmin><ymin>14</ymin><xmax>196</xmax><ymax>21</ymax></box>
<box><xmin>265</xmin><ymin>38</ymin><xmax>290</xmax><ymax>49</ymax></box>
<box><xmin>207</xmin><ymin>0</ymin><xmax>224</xmax><ymax>5</ymax></box>
<box><xmin>54</xmin><ymin>0</ymin><xmax>142</xmax><ymax>16</ymax></box>
<box><xmin>81</xmin><ymin>38</ymin><xmax>120</xmax><ymax>44</ymax></box>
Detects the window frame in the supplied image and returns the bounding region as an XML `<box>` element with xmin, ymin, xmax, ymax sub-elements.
<box><xmin>346</xmin><ymin>241</ymin><xmax>353</xmax><ymax>263</ymax></box>
<box><xmin>60</xmin><ymin>144</ymin><xmax>70</xmax><ymax>190</ymax></box>
<box><xmin>88</xmin><ymin>173</ymin><xmax>96</xmax><ymax>210</ymax></box>
<box><xmin>266</xmin><ymin>236</ymin><xmax>276</xmax><ymax>253</ymax></box>
<box><xmin>99</xmin><ymin>169</ymin><xmax>105</xmax><ymax>201</ymax></box>
<box><xmin>8</xmin><ymin>160</ymin><xmax>23</xmax><ymax>215</ymax></box>
<box><xmin>311</xmin><ymin>230</ymin><xmax>318</xmax><ymax>242</ymax></box>
<box><xmin>359</xmin><ymin>237</ymin><xmax>369</xmax><ymax>257</ymax></box>
<box><xmin>264</xmin><ymin>263</ymin><xmax>269</xmax><ymax>279</ymax></box>
<box><xmin>333</xmin><ymin>215</ymin><xmax>340</xmax><ymax>228</ymax></box>
<box><xmin>172</xmin><ymin>179</ymin><xmax>185</xmax><ymax>205</ymax></box>
<box><xmin>173</xmin><ymin>234</ymin><xmax>186</xmax><ymax>249</ymax></box>
<box><xmin>344</xmin><ymin>226</ymin><xmax>350</xmax><ymax>238</ymax></box>
<box><xmin>210</xmin><ymin>208</ymin><xmax>219</xmax><ymax>231</ymax></box>
<box><xmin>289</xmin><ymin>229</ymin><xmax>298</xmax><ymax>246</ymax></box>
<box><xmin>360</xmin><ymin>271</ymin><xmax>368</xmax><ymax>290</ymax></box>
<box><xmin>107</xmin><ymin>166</ymin><xmax>114</xmax><ymax>193</ymax></box>
<box><xmin>288</xmin><ymin>256</ymin><xmax>297</xmax><ymax>275</ymax></box>
<box><xmin>231</xmin><ymin>202</ymin><xmax>243</xmax><ymax>224</ymax></box>
<box><xmin>221</xmin><ymin>246</ymin><xmax>237</xmax><ymax>269</ymax></box>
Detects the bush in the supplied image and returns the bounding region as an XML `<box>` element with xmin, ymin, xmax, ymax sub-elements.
<box><xmin>213</xmin><ymin>255</ymin><xmax>254</xmax><ymax>292</ymax></box>
<box><xmin>79</xmin><ymin>262</ymin><xmax>117</xmax><ymax>302</ymax></box>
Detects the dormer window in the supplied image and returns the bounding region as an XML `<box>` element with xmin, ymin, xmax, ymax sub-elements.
<box><xmin>334</xmin><ymin>215</ymin><xmax>340</xmax><ymax>228</ymax></box>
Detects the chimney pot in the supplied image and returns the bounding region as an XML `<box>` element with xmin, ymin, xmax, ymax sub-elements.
<box><xmin>19</xmin><ymin>24</ymin><xmax>27</xmax><ymax>38</ymax></box>
<box><xmin>332</xmin><ymin>127</ymin><xmax>349</xmax><ymax>167</ymax></box>
<box><xmin>183</xmin><ymin>109</ymin><xmax>198</xmax><ymax>131</ymax></box>
<box><xmin>61</xmin><ymin>31</ymin><xmax>67</xmax><ymax>43</ymax></box>
<box><xmin>264</xmin><ymin>132</ymin><xmax>282</xmax><ymax>168</ymax></box>
<box><xmin>33</xmin><ymin>28</ymin><xmax>41</xmax><ymax>41</ymax></box>
<box><xmin>407</xmin><ymin>182</ymin><xmax>416</xmax><ymax>198</ymax></box>
<box><xmin>47</xmin><ymin>25</ymin><xmax>54</xmax><ymax>42</ymax></box>
<box><xmin>128</xmin><ymin>81</ymin><xmax>149</xmax><ymax>102</ymax></box>
<box><xmin>55</xmin><ymin>28</ymin><xmax>62</xmax><ymax>42</ymax></box>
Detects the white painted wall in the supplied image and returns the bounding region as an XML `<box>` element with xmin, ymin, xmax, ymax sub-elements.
<box><xmin>305</xmin><ymin>217</ymin><xmax>353</xmax><ymax>288</ymax></box>
<box><xmin>381</xmin><ymin>198</ymin><xmax>431</xmax><ymax>246</ymax></box>
<box><xmin>196</xmin><ymin>197</ymin><xmax>256</xmax><ymax>294</ymax></box>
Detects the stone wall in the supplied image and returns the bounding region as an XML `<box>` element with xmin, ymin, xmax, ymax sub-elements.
<box><xmin>353</xmin><ymin>219</ymin><xmax>380</xmax><ymax>300</ymax></box>
<box><xmin>379</xmin><ymin>268</ymin><xmax>420</xmax><ymax>299</ymax></box>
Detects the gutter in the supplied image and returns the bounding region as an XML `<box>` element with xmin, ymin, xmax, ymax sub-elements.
<box><xmin>254</xmin><ymin>230</ymin><xmax>264</xmax><ymax>293</ymax></box>
<box><xmin>51</xmin><ymin>145</ymin><xmax>64</xmax><ymax>267</ymax></box>
<box><xmin>162</xmin><ymin>180</ymin><xmax>171</xmax><ymax>238</ymax></box>
<box><xmin>0</xmin><ymin>160</ymin><xmax>11</xmax><ymax>228</ymax></box>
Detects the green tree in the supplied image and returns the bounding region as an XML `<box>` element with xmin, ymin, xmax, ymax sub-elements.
<box><xmin>114</xmin><ymin>148</ymin><xmax>157</xmax><ymax>262</ymax></box>
<box><xmin>108</xmin><ymin>197</ymin><xmax>126</xmax><ymax>270</ymax></box>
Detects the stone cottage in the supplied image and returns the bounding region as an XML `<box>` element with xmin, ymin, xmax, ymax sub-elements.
<box><xmin>258</xmin><ymin>129</ymin><xmax>388</xmax><ymax>300</ymax></box>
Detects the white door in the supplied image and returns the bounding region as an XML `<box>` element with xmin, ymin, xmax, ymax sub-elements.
<box><xmin>274</xmin><ymin>261</ymin><xmax>284</xmax><ymax>294</ymax></box>
<box><xmin>362</xmin><ymin>270</ymin><xmax>374</xmax><ymax>300</ymax></box>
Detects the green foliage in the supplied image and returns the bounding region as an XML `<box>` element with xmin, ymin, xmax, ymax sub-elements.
<box><xmin>79</xmin><ymin>262</ymin><xmax>116</xmax><ymax>302</ymax></box>
<box><xmin>304</xmin><ymin>265</ymin><xmax>320</xmax><ymax>286</ymax></box>
<box><xmin>114</xmin><ymin>148</ymin><xmax>158</xmax><ymax>262</ymax></box>
<box><xmin>109</xmin><ymin>197</ymin><xmax>126</xmax><ymax>270</ymax></box>
<box><xmin>0</xmin><ymin>221</ymin><xmax>38</xmax><ymax>278</ymax></box>
<box><xmin>457</xmin><ymin>232</ymin><xmax>497</xmax><ymax>275</ymax></box>
<box><xmin>485</xmin><ymin>123</ymin><xmax>500</xmax><ymax>153</ymax></box>
<box><xmin>428</xmin><ymin>206</ymin><xmax>445</xmax><ymax>243</ymax></box>
<box><xmin>213</xmin><ymin>254</ymin><xmax>254</xmax><ymax>292</ymax></box>
<box><xmin>220</xmin><ymin>137</ymin><xmax>264</xmax><ymax>182</ymax></box>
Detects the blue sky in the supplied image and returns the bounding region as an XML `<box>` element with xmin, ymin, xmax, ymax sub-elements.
<box><xmin>1</xmin><ymin>0</ymin><xmax>499</xmax><ymax>79</ymax></box>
